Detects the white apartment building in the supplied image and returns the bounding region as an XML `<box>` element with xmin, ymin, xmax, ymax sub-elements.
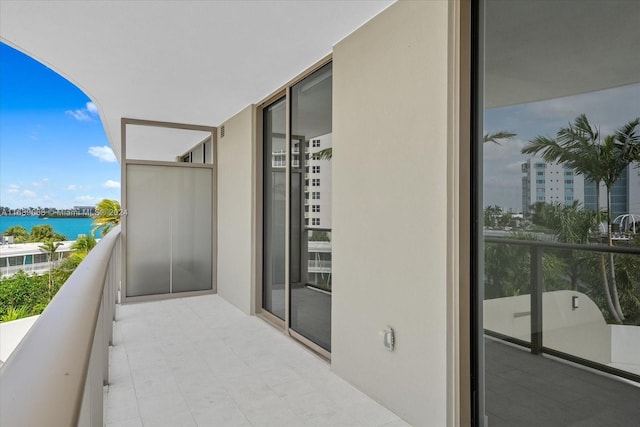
<box><xmin>521</xmin><ymin>157</ymin><xmax>585</xmax><ymax>215</ymax></box>
<box><xmin>305</xmin><ymin>133</ymin><xmax>332</xmax><ymax>229</ymax></box>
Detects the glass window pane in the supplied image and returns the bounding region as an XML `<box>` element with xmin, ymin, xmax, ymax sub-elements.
<box><xmin>290</xmin><ymin>63</ymin><xmax>332</xmax><ymax>351</ymax></box>
<box><xmin>478</xmin><ymin>1</ymin><xmax>640</xmax><ymax>424</ymax></box>
<box><xmin>263</xmin><ymin>97</ymin><xmax>286</xmax><ymax>320</ymax></box>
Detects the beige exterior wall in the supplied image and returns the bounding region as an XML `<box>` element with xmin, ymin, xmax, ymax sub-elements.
<box><xmin>332</xmin><ymin>2</ymin><xmax>451</xmax><ymax>426</ymax></box>
<box><xmin>217</xmin><ymin>105</ymin><xmax>256</xmax><ymax>315</ymax></box>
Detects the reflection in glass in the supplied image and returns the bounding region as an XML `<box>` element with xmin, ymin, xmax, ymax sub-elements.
<box><xmin>290</xmin><ymin>63</ymin><xmax>333</xmax><ymax>350</ymax></box>
<box><xmin>479</xmin><ymin>1</ymin><xmax>640</xmax><ymax>425</ymax></box>
<box><xmin>263</xmin><ymin>98</ymin><xmax>286</xmax><ymax>320</ymax></box>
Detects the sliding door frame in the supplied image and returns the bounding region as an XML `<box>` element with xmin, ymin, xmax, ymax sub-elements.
<box><xmin>255</xmin><ymin>55</ymin><xmax>333</xmax><ymax>360</ymax></box>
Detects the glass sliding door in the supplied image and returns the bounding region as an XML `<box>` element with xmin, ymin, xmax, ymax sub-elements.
<box><xmin>290</xmin><ymin>63</ymin><xmax>333</xmax><ymax>351</ymax></box>
<box><xmin>475</xmin><ymin>1</ymin><xmax>640</xmax><ymax>425</ymax></box>
<box><xmin>263</xmin><ymin>97</ymin><xmax>287</xmax><ymax>320</ymax></box>
<box><xmin>261</xmin><ymin>62</ymin><xmax>333</xmax><ymax>353</ymax></box>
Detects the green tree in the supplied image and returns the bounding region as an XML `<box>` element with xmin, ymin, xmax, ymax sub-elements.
<box><xmin>68</xmin><ymin>234</ymin><xmax>96</xmax><ymax>264</ymax></box>
<box><xmin>0</xmin><ymin>271</ymin><xmax>49</xmax><ymax>319</ymax></box>
<box><xmin>484</xmin><ymin>205</ymin><xmax>502</xmax><ymax>228</ymax></box>
<box><xmin>30</xmin><ymin>224</ymin><xmax>66</xmax><ymax>242</ymax></box>
<box><xmin>522</xmin><ymin>114</ymin><xmax>640</xmax><ymax>322</ymax></box>
<box><xmin>3</xmin><ymin>225</ymin><xmax>29</xmax><ymax>243</ymax></box>
<box><xmin>92</xmin><ymin>199</ymin><xmax>121</xmax><ymax>237</ymax></box>
<box><xmin>1</xmin><ymin>305</ymin><xmax>31</xmax><ymax>322</ymax></box>
<box><xmin>39</xmin><ymin>239</ymin><xmax>63</xmax><ymax>301</ymax></box>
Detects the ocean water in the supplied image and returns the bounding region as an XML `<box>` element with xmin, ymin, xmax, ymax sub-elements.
<box><xmin>0</xmin><ymin>216</ymin><xmax>94</xmax><ymax>240</ymax></box>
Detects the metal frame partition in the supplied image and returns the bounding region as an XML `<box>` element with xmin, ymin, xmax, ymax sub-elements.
<box><xmin>121</xmin><ymin>118</ymin><xmax>217</xmax><ymax>303</ymax></box>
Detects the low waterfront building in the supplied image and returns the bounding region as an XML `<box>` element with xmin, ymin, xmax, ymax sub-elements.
<box><xmin>0</xmin><ymin>241</ymin><xmax>74</xmax><ymax>277</ymax></box>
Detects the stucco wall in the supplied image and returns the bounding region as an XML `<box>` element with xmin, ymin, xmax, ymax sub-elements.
<box><xmin>484</xmin><ymin>290</ymin><xmax>611</xmax><ymax>364</ymax></box>
<box><xmin>331</xmin><ymin>2</ymin><xmax>450</xmax><ymax>425</ymax></box>
<box><xmin>216</xmin><ymin>105</ymin><xmax>255</xmax><ymax>314</ymax></box>
<box><xmin>0</xmin><ymin>315</ymin><xmax>39</xmax><ymax>364</ymax></box>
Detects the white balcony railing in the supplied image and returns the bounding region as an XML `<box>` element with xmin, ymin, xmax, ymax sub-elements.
<box><xmin>0</xmin><ymin>225</ymin><xmax>121</xmax><ymax>427</ymax></box>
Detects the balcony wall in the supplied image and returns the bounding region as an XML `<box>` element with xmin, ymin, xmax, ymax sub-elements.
<box><xmin>211</xmin><ymin>3</ymin><xmax>457</xmax><ymax>425</ymax></box>
<box><xmin>217</xmin><ymin>105</ymin><xmax>256</xmax><ymax>315</ymax></box>
<box><xmin>332</xmin><ymin>2</ymin><xmax>452</xmax><ymax>426</ymax></box>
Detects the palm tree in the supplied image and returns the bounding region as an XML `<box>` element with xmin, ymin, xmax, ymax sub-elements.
<box><xmin>522</xmin><ymin>114</ymin><xmax>640</xmax><ymax>322</ymax></box>
<box><xmin>92</xmin><ymin>199</ymin><xmax>121</xmax><ymax>237</ymax></box>
<box><xmin>39</xmin><ymin>239</ymin><xmax>63</xmax><ymax>301</ymax></box>
<box><xmin>483</xmin><ymin>131</ymin><xmax>516</xmax><ymax>144</ymax></box>
<box><xmin>69</xmin><ymin>235</ymin><xmax>97</xmax><ymax>264</ymax></box>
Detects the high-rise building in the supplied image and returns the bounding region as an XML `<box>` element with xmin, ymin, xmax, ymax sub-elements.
<box><xmin>521</xmin><ymin>158</ymin><xmax>584</xmax><ymax>216</ymax></box>
<box><xmin>584</xmin><ymin>163</ymin><xmax>640</xmax><ymax>218</ymax></box>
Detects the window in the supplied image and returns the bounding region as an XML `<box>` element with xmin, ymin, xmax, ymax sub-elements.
<box><xmin>312</xmin><ymin>192</ymin><xmax>320</xmax><ymax>200</ymax></box>
<box><xmin>536</xmin><ymin>179</ymin><xmax>545</xmax><ymax>184</ymax></box>
<box><xmin>476</xmin><ymin>1</ymin><xmax>640</xmax><ymax>426</ymax></box>
<box><xmin>312</xmin><ymin>178</ymin><xmax>320</xmax><ymax>186</ymax></box>
<box><xmin>312</xmin><ymin>205</ymin><xmax>320</xmax><ymax>213</ymax></box>
<box><xmin>312</xmin><ymin>165</ymin><xmax>320</xmax><ymax>174</ymax></box>
<box><xmin>312</xmin><ymin>139</ymin><xmax>321</xmax><ymax>148</ymax></box>
<box><xmin>311</xmin><ymin>218</ymin><xmax>320</xmax><ymax>226</ymax></box>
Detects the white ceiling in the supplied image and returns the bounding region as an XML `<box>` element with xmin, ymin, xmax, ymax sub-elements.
<box><xmin>1</xmin><ymin>0</ymin><xmax>638</xmax><ymax>161</ymax></box>
<box><xmin>485</xmin><ymin>0</ymin><xmax>640</xmax><ymax>108</ymax></box>
<box><xmin>0</xmin><ymin>0</ymin><xmax>395</xmax><ymax>161</ymax></box>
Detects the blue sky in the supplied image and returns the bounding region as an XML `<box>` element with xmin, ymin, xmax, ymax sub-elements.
<box><xmin>484</xmin><ymin>83</ymin><xmax>640</xmax><ymax>211</ymax></box>
<box><xmin>0</xmin><ymin>42</ymin><xmax>119</xmax><ymax>209</ymax></box>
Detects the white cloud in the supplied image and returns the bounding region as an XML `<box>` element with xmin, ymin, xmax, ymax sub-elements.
<box><xmin>66</xmin><ymin>184</ymin><xmax>80</xmax><ymax>191</ymax></box>
<box><xmin>102</xmin><ymin>180</ymin><xmax>121</xmax><ymax>189</ymax></box>
<box><xmin>86</xmin><ymin>102</ymin><xmax>98</xmax><ymax>115</ymax></box>
<box><xmin>88</xmin><ymin>145</ymin><xmax>117</xmax><ymax>162</ymax></box>
<box><xmin>31</xmin><ymin>178</ymin><xmax>49</xmax><ymax>188</ymax></box>
<box><xmin>75</xmin><ymin>195</ymin><xmax>101</xmax><ymax>203</ymax></box>
<box><xmin>8</xmin><ymin>184</ymin><xmax>20</xmax><ymax>193</ymax></box>
<box><xmin>66</xmin><ymin>109</ymin><xmax>91</xmax><ymax>121</ymax></box>
<box><xmin>22</xmin><ymin>190</ymin><xmax>37</xmax><ymax>198</ymax></box>
<box><xmin>66</xmin><ymin>101</ymin><xmax>99</xmax><ymax>122</ymax></box>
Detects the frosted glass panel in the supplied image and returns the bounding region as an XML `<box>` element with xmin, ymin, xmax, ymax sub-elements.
<box><xmin>172</xmin><ymin>167</ymin><xmax>212</xmax><ymax>292</ymax></box>
<box><xmin>126</xmin><ymin>165</ymin><xmax>172</xmax><ymax>296</ymax></box>
<box><xmin>126</xmin><ymin>164</ymin><xmax>213</xmax><ymax>297</ymax></box>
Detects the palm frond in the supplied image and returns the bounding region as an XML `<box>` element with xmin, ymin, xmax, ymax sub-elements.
<box><xmin>483</xmin><ymin>131</ymin><xmax>516</xmax><ymax>145</ymax></box>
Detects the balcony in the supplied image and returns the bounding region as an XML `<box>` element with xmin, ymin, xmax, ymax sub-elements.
<box><xmin>0</xmin><ymin>225</ymin><xmax>407</xmax><ymax>427</ymax></box>
<box><xmin>483</xmin><ymin>237</ymin><xmax>640</xmax><ymax>425</ymax></box>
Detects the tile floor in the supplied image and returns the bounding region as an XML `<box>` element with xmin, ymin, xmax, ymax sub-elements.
<box><xmin>485</xmin><ymin>338</ymin><xmax>640</xmax><ymax>427</ymax></box>
<box><xmin>105</xmin><ymin>294</ymin><xmax>409</xmax><ymax>427</ymax></box>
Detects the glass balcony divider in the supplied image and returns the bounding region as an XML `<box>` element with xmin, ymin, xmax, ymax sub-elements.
<box><xmin>484</xmin><ymin>236</ymin><xmax>640</xmax><ymax>383</ymax></box>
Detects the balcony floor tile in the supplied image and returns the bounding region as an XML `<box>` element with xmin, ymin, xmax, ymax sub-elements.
<box><xmin>106</xmin><ymin>294</ymin><xmax>404</xmax><ymax>426</ymax></box>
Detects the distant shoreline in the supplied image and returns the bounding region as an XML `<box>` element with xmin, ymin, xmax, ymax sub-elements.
<box><xmin>0</xmin><ymin>216</ymin><xmax>95</xmax><ymax>239</ymax></box>
<box><xmin>36</xmin><ymin>215</ymin><xmax>92</xmax><ymax>219</ymax></box>
<box><xmin>0</xmin><ymin>214</ymin><xmax>92</xmax><ymax>219</ymax></box>
<box><xmin>1</xmin><ymin>209</ymin><xmax>94</xmax><ymax>218</ymax></box>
